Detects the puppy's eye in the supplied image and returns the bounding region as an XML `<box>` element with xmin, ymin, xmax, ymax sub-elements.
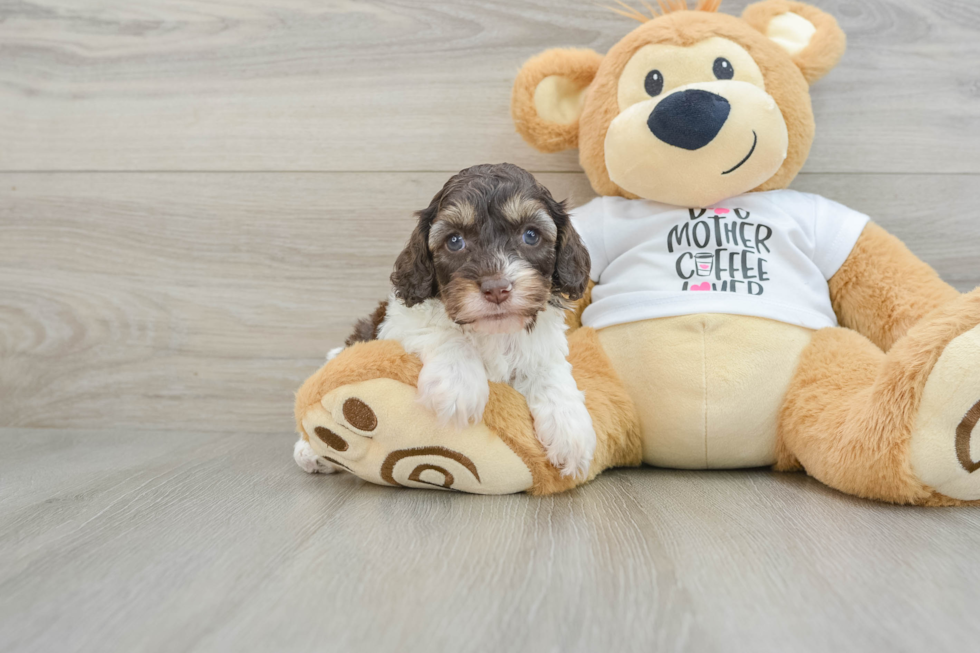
<box><xmin>446</xmin><ymin>234</ymin><xmax>465</xmax><ymax>252</ymax></box>
<box><xmin>522</xmin><ymin>228</ymin><xmax>540</xmax><ymax>246</ymax></box>
<box><xmin>713</xmin><ymin>57</ymin><xmax>734</xmax><ymax>80</ymax></box>
<box><xmin>644</xmin><ymin>70</ymin><xmax>664</xmax><ymax>97</ymax></box>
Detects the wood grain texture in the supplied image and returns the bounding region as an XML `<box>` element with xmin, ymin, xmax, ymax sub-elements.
<box><xmin>2</xmin><ymin>172</ymin><xmax>978</xmax><ymax>433</ymax></box>
<box><xmin>1</xmin><ymin>0</ymin><xmax>978</xmax><ymax>173</ymax></box>
<box><xmin>2</xmin><ymin>429</ymin><xmax>980</xmax><ymax>653</ymax></box>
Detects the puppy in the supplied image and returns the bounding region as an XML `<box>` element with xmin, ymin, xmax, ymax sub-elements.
<box><xmin>296</xmin><ymin>163</ymin><xmax>596</xmax><ymax>478</ymax></box>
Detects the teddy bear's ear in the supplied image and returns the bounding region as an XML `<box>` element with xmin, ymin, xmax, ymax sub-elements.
<box><xmin>742</xmin><ymin>0</ymin><xmax>846</xmax><ymax>85</ymax></box>
<box><xmin>511</xmin><ymin>48</ymin><xmax>603</xmax><ymax>153</ymax></box>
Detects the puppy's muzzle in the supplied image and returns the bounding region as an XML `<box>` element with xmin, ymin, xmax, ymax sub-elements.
<box><xmin>480</xmin><ymin>277</ymin><xmax>513</xmax><ymax>305</ymax></box>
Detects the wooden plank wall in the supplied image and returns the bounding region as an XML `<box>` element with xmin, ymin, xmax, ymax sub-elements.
<box><xmin>2</xmin><ymin>0</ymin><xmax>978</xmax><ymax>434</ymax></box>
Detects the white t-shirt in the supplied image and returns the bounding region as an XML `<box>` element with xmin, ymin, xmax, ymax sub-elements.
<box><xmin>571</xmin><ymin>190</ymin><xmax>870</xmax><ymax>331</ymax></box>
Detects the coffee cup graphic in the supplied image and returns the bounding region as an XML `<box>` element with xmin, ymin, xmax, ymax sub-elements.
<box><xmin>694</xmin><ymin>252</ymin><xmax>713</xmax><ymax>277</ymax></box>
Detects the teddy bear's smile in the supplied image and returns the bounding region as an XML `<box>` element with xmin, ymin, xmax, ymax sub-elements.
<box><xmin>721</xmin><ymin>130</ymin><xmax>758</xmax><ymax>175</ymax></box>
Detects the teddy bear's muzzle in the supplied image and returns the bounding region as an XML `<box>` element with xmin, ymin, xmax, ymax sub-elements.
<box><xmin>604</xmin><ymin>80</ymin><xmax>788</xmax><ymax>207</ymax></box>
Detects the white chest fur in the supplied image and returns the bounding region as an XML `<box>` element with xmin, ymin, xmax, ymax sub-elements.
<box><xmin>378</xmin><ymin>293</ymin><xmax>594</xmax><ymax>478</ymax></box>
<box><xmin>378</xmin><ymin>295</ymin><xmax>571</xmax><ymax>386</ymax></box>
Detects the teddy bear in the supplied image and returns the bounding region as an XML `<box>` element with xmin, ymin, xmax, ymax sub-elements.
<box><xmin>293</xmin><ymin>0</ymin><xmax>980</xmax><ymax>505</ymax></box>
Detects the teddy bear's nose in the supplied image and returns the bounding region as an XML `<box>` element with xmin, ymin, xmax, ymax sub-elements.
<box><xmin>647</xmin><ymin>89</ymin><xmax>731</xmax><ymax>151</ymax></box>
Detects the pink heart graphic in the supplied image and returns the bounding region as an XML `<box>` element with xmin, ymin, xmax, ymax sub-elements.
<box><xmin>690</xmin><ymin>282</ymin><xmax>711</xmax><ymax>291</ymax></box>
<box><xmin>713</xmin><ymin>208</ymin><xmax>730</xmax><ymax>214</ymax></box>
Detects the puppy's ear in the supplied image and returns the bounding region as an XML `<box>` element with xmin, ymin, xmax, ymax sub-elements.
<box><xmin>548</xmin><ymin>199</ymin><xmax>591</xmax><ymax>301</ymax></box>
<box><xmin>391</xmin><ymin>202</ymin><xmax>438</xmax><ymax>307</ymax></box>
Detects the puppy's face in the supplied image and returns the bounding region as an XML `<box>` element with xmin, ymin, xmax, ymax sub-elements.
<box><xmin>429</xmin><ymin>193</ymin><xmax>557</xmax><ymax>334</ymax></box>
<box><xmin>391</xmin><ymin>164</ymin><xmax>590</xmax><ymax>334</ymax></box>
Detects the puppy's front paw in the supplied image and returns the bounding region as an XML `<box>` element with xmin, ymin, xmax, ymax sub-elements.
<box><xmin>531</xmin><ymin>398</ymin><xmax>596</xmax><ymax>479</ymax></box>
<box><xmin>293</xmin><ymin>438</ymin><xmax>341</xmax><ymax>474</ymax></box>
<box><xmin>416</xmin><ymin>359</ymin><xmax>489</xmax><ymax>430</ymax></box>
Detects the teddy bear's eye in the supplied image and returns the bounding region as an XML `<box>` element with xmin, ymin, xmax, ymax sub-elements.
<box><xmin>644</xmin><ymin>70</ymin><xmax>664</xmax><ymax>97</ymax></box>
<box><xmin>713</xmin><ymin>57</ymin><xmax>735</xmax><ymax>80</ymax></box>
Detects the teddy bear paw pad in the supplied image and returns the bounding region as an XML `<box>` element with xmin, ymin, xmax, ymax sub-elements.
<box><xmin>299</xmin><ymin>378</ymin><xmax>534</xmax><ymax>494</ymax></box>
<box><xmin>910</xmin><ymin>324</ymin><xmax>980</xmax><ymax>500</ymax></box>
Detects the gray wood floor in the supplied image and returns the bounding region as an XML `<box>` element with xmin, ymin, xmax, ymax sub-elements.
<box><xmin>1</xmin><ymin>1</ymin><xmax>979</xmax><ymax>651</ymax></box>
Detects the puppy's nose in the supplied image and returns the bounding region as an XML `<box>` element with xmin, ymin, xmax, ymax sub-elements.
<box><xmin>648</xmin><ymin>89</ymin><xmax>731</xmax><ymax>150</ymax></box>
<box><xmin>480</xmin><ymin>278</ymin><xmax>512</xmax><ymax>305</ymax></box>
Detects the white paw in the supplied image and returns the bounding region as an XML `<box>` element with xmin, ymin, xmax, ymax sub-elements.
<box><xmin>416</xmin><ymin>358</ymin><xmax>489</xmax><ymax>430</ymax></box>
<box><xmin>293</xmin><ymin>438</ymin><xmax>341</xmax><ymax>474</ymax></box>
<box><xmin>531</xmin><ymin>397</ymin><xmax>596</xmax><ymax>479</ymax></box>
<box><xmin>326</xmin><ymin>346</ymin><xmax>345</xmax><ymax>362</ymax></box>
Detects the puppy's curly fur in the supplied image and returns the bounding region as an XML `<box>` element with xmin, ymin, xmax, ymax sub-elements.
<box><xmin>304</xmin><ymin>163</ymin><xmax>596</xmax><ymax>478</ymax></box>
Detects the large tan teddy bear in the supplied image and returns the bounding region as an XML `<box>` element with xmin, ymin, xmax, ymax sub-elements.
<box><xmin>294</xmin><ymin>0</ymin><xmax>980</xmax><ymax>505</ymax></box>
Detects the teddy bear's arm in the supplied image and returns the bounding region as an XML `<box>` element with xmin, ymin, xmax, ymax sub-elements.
<box><xmin>828</xmin><ymin>222</ymin><xmax>959</xmax><ymax>352</ymax></box>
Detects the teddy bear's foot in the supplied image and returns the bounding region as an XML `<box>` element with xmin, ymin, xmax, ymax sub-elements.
<box><xmin>294</xmin><ymin>332</ymin><xmax>642</xmax><ymax>495</ymax></box>
<box><xmin>778</xmin><ymin>289</ymin><xmax>980</xmax><ymax>505</ymax></box>
<box><xmin>909</xmin><ymin>323</ymin><xmax>980</xmax><ymax>501</ymax></box>
<box><xmin>298</xmin><ymin>377</ymin><xmax>535</xmax><ymax>494</ymax></box>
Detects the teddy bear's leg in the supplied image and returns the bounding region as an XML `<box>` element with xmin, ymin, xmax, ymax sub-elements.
<box><xmin>777</xmin><ymin>290</ymin><xmax>980</xmax><ymax>505</ymax></box>
<box><xmin>293</xmin><ymin>328</ymin><xmax>642</xmax><ymax>495</ymax></box>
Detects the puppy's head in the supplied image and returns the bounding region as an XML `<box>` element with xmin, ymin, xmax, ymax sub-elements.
<box><xmin>391</xmin><ymin>163</ymin><xmax>590</xmax><ymax>334</ymax></box>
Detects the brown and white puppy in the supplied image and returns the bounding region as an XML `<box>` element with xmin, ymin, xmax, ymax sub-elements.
<box><xmin>296</xmin><ymin>163</ymin><xmax>596</xmax><ymax>478</ymax></box>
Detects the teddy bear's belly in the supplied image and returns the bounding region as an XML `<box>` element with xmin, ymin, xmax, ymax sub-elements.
<box><xmin>597</xmin><ymin>314</ymin><xmax>814</xmax><ymax>469</ymax></box>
